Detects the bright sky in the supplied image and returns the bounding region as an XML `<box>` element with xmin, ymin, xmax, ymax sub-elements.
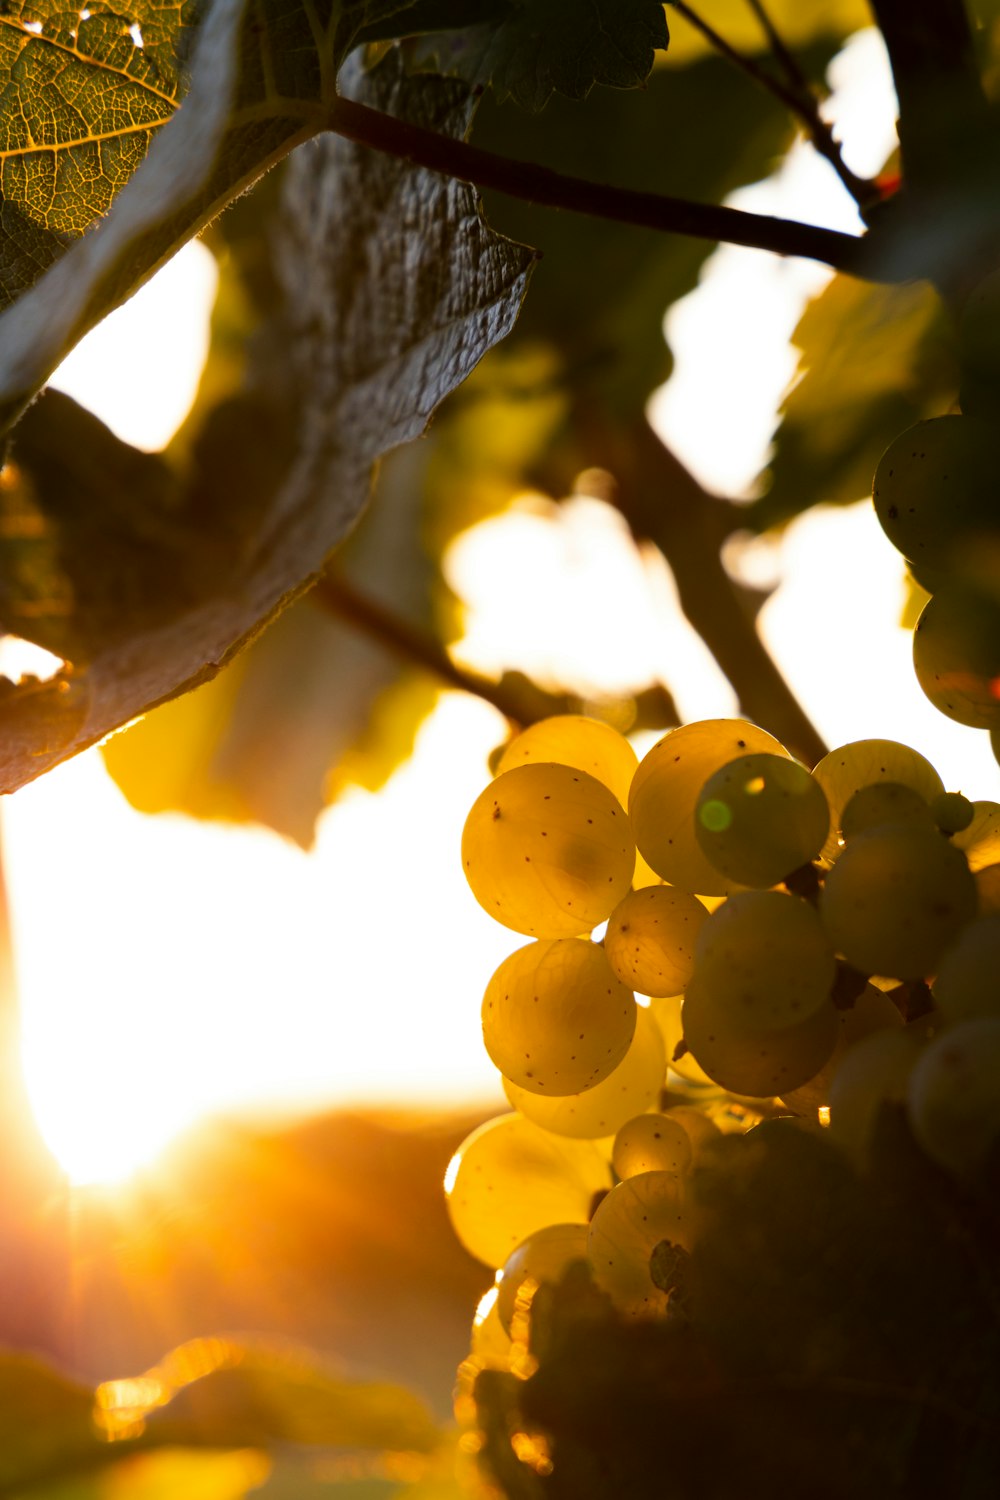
<box><xmin>4</xmin><ymin>30</ymin><xmax>996</xmax><ymax>1185</ymax></box>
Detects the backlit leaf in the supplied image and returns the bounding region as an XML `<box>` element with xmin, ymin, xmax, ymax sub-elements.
<box><xmin>745</xmin><ymin>275</ymin><xmax>959</xmax><ymax>530</ymax></box>
<box><xmin>0</xmin><ymin>50</ymin><xmax>533</xmax><ymax>792</ymax></box>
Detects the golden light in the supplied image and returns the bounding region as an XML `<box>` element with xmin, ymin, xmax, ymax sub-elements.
<box><xmin>1</xmin><ymin>27</ymin><xmax>994</xmax><ymax>1192</ymax></box>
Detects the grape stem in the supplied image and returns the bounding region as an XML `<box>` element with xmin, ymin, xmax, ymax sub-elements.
<box><xmin>326</xmin><ymin>95</ymin><xmax>880</xmax><ymax>278</ymax></box>
<box><xmin>669</xmin><ymin>1</ymin><xmax>875</xmax><ymax>210</ymax></box>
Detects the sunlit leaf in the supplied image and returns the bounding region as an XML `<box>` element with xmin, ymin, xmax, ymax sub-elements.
<box><xmin>0</xmin><ymin>50</ymin><xmax>533</xmax><ymax>793</ymax></box>
<box><xmin>745</xmin><ymin>276</ymin><xmax>959</xmax><ymax>530</ymax></box>
<box><xmin>0</xmin><ymin>1</ymin><xmax>194</xmax><ymax>309</ymax></box>
<box><xmin>32</xmin><ymin>1448</ymin><xmax>271</xmax><ymax>1500</ymax></box>
<box><xmin>0</xmin><ymin>1</ymin><xmax>439</xmax><ymax>433</ymax></box>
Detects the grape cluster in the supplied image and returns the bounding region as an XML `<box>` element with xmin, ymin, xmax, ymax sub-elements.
<box><xmin>448</xmin><ymin>714</ymin><xmax>1000</xmax><ymax>1400</ymax></box>
<box><xmin>871</xmin><ymin>268</ymin><xmax>1000</xmax><ymax>753</ymax></box>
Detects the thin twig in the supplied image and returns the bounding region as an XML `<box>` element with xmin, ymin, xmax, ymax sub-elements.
<box><xmin>327</xmin><ymin>94</ymin><xmax>881</xmax><ymax>278</ymax></box>
<box><xmin>313</xmin><ymin>572</ymin><xmax>568</xmax><ymax>726</ymax></box>
<box><xmin>670</xmin><ymin>1</ymin><xmax>874</xmax><ymax>209</ymax></box>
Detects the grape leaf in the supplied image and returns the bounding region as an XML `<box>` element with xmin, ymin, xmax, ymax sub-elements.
<box><xmin>0</xmin><ymin>1</ymin><xmax>195</xmax><ymax>310</ymax></box>
<box><xmin>744</xmin><ymin>275</ymin><xmax>960</xmax><ymax>531</ymax></box>
<box><xmin>0</xmin><ymin>50</ymin><xmax>533</xmax><ymax>792</ymax></box>
<box><xmin>0</xmin><ymin>0</ymin><xmax>441</xmax><ymax>435</ymax></box>
<box><xmin>359</xmin><ymin>0</ymin><xmax>670</xmax><ymax>111</ymax></box>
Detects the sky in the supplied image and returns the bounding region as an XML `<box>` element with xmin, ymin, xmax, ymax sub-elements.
<box><xmin>2</xmin><ymin>28</ymin><xmax>996</xmax><ymax>1185</ymax></box>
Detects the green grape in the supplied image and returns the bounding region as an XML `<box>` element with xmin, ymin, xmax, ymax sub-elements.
<box><xmin>604</xmin><ymin>885</ymin><xmax>708</xmax><ymax>996</ymax></box>
<box><xmin>445</xmin><ymin>1113</ymin><xmax>611</xmax><ymax>1269</ymax></box>
<box><xmin>693</xmin><ymin>890</ymin><xmax>838</xmax><ymax>1033</ymax></box>
<box><xmin>827</xmin><ymin>1027</ymin><xmax>924</xmax><ymax>1164</ymax></box>
<box><xmin>587</xmin><ymin>1171</ymin><xmax>691</xmax><ymax>1319</ymax></box>
<box><xmin>629</xmin><ymin>719</ymin><xmax>789</xmax><ymax>895</ymax></box>
<box><xmin>820</xmin><ymin>821</ymin><xmax>977</xmax><ymax>979</ymax></box>
<box><xmin>976</xmin><ymin>862</ymin><xmax>1000</xmax><ymax>914</ymax></box>
<box><xmin>931</xmin><ymin>915</ymin><xmax>1000</xmax><ymax>1023</ymax></box>
<box><xmin>462</xmin><ymin>763</ymin><xmax>635</xmax><ymax>938</ymax></box>
<box><xmin>840</xmin><ymin>781</ymin><xmax>935</xmax><ymax>840</ymax></box>
<box><xmin>912</xmin><ymin>588</ymin><xmax>1000</xmax><ymax>729</ymax></box>
<box><xmin>497</xmin><ymin>715</ymin><xmax>638</xmax><ymax>810</ymax></box>
<box><xmin>649</xmin><ymin>993</ymin><xmax>716</xmax><ymax>1086</ymax></box>
<box><xmin>953</xmin><ymin>801</ymin><xmax>1000</xmax><ymax>871</ymax></box>
<box><xmin>483</xmin><ymin>938</ymin><xmax>635</xmax><ymax>1095</ymax></box>
<box><xmin>612</xmin><ymin>1112</ymin><xmax>693</xmax><ymax>1179</ymax></box>
<box><xmin>502</xmin><ymin>1005</ymin><xmax>665</xmax><ymax>1137</ymax></box>
<box><xmin>871</xmin><ymin>415</ymin><xmax>996</xmax><ymax>568</ymax></box>
<box><xmin>681</xmin><ymin>973</ymin><xmax>839</xmax><ymax>1098</ymax></box>
<box><xmin>812</xmin><ymin>738</ymin><xmax>944</xmax><ymax>863</ymax></box>
<box><xmin>779</xmin><ymin>983</ymin><xmax>903</xmax><ymax>1116</ymax></box>
<box><xmin>930</xmin><ymin>790</ymin><xmax>975</xmax><ymax>834</ymax></box>
<box><xmin>907</xmin><ymin>1018</ymin><xmax>1000</xmax><ymax>1178</ymax></box>
<box><xmin>694</xmin><ymin>753</ymin><xmax>829</xmax><ymax>887</ymax></box>
<box><xmin>495</xmin><ymin>1222</ymin><xmax>590</xmax><ymax>1335</ymax></box>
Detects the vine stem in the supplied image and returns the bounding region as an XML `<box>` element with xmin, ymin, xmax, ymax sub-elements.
<box><xmin>311</xmin><ymin>572</ymin><xmax>666</xmax><ymax>729</ymax></box>
<box><xmin>557</xmin><ymin>416</ymin><xmax>828</xmax><ymax>767</ymax></box>
<box><xmin>670</xmin><ymin>0</ymin><xmax>874</xmax><ymax>208</ymax></box>
<box><xmin>326</xmin><ymin>94</ymin><xmax>881</xmax><ymax>278</ymax></box>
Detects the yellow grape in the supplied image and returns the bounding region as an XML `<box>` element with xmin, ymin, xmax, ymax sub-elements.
<box><xmin>612</xmin><ymin>1112</ymin><xmax>693</xmax><ymax>1179</ymax></box>
<box><xmin>587</xmin><ymin>1171</ymin><xmax>691</xmax><ymax>1319</ymax></box>
<box><xmin>502</xmin><ymin>1005</ymin><xmax>665</xmax><ymax>1137</ymax></box>
<box><xmin>445</xmin><ymin>1113</ymin><xmax>611</xmax><ymax>1269</ymax></box>
<box><xmin>604</xmin><ymin>885</ymin><xmax>708</xmax><ymax>996</ymax></box>
<box><xmin>497</xmin><ymin>715</ymin><xmax>638</xmax><ymax>809</ymax></box>
<box><xmin>827</xmin><ymin>1027</ymin><xmax>924</xmax><ymax>1165</ymax></box>
<box><xmin>628</xmin><ymin>719</ymin><xmax>789</xmax><ymax>894</ymax></box>
<box><xmin>779</xmin><ymin>984</ymin><xmax>903</xmax><ymax>1116</ymax></box>
<box><xmin>650</xmin><ymin>993</ymin><xmax>716</xmax><ymax>1087</ymax></box>
<box><xmin>812</xmin><ymin>738</ymin><xmax>944</xmax><ymax>863</ymax></box>
<box><xmin>930</xmin><ymin>915</ymin><xmax>1000</xmax><ymax>1023</ymax></box>
<box><xmin>664</xmin><ymin>1103</ymin><xmax>723</xmax><ymax>1154</ymax></box>
<box><xmin>693</xmin><ymin>890</ymin><xmax>838</xmax><ymax>1033</ymax></box>
<box><xmin>820</xmin><ymin>821</ymin><xmax>976</xmax><ymax>979</ymax></box>
<box><xmin>462</xmin><ymin>763</ymin><xmax>635</xmax><ymax>937</ymax></box>
<box><xmin>681</xmin><ymin>974</ymin><xmax>839</xmax><ymax>1098</ymax></box>
<box><xmin>483</xmin><ymin>938</ymin><xmax>635</xmax><ymax>1095</ymax></box>
<box><xmin>495</xmin><ymin>1222</ymin><xmax>590</xmax><ymax>1334</ymax></box>
<box><xmin>953</xmin><ymin>800</ymin><xmax>1000</xmax><ymax>871</ymax></box>
<box><xmin>975</xmin><ymin>862</ymin><xmax>1000</xmax><ymax>914</ymax></box>
<box><xmin>907</xmin><ymin>1018</ymin><xmax>1000</xmax><ymax>1178</ymax></box>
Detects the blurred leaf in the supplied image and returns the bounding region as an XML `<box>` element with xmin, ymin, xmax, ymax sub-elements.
<box><xmin>134</xmin><ymin>1342</ymin><xmax>441</xmax><ymax>1454</ymax></box>
<box><xmin>0</xmin><ymin>1354</ymin><xmax>95</xmax><ymax>1492</ymax></box>
<box><xmin>664</xmin><ymin>0</ymin><xmax>872</xmax><ymax>66</ymax></box>
<box><xmin>31</xmin><ymin>1449</ymin><xmax>271</xmax><ymax>1500</ymax></box>
<box><xmin>745</xmin><ymin>276</ymin><xmax>960</xmax><ymax>530</ymax></box>
<box><xmin>0</xmin><ymin>50</ymin><xmax>533</xmax><ymax>796</ymax></box>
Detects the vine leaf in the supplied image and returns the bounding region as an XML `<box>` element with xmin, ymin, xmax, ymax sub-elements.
<box><xmin>0</xmin><ymin>50</ymin><xmax>534</xmax><ymax>793</ymax></box>
<box><xmin>745</xmin><ymin>275</ymin><xmax>959</xmax><ymax>531</ymax></box>
<box><xmin>0</xmin><ymin>0</ymin><xmax>437</xmax><ymax>436</ymax></box>
<box><xmin>448</xmin><ymin>0</ymin><xmax>668</xmax><ymax>111</ymax></box>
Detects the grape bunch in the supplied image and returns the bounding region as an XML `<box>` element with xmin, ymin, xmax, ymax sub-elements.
<box><xmin>871</xmin><ymin>268</ymin><xmax>1000</xmax><ymax>756</ymax></box>
<box><xmin>447</xmin><ymin>712</ymin><xmax>1000</xmax><ymax>1444</ymax></box>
